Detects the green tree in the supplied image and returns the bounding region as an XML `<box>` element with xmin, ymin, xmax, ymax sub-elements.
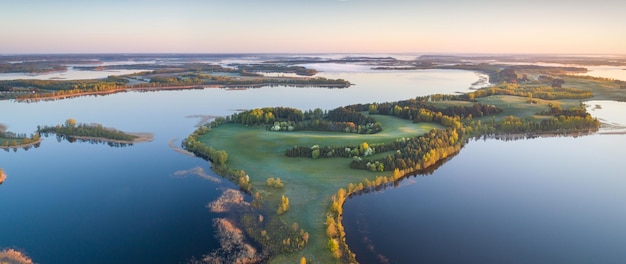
<box><xmin>65</xmin><ymin>118</ymin><xmax>77</xmax><ymax>128</ymax></box>
<box><xmin>277</xmin><ymin>195</ymin><xmax>289</xmax><ymax>215</ymax></box>
<box><xmin>213</xmin><ymin>150</ymin><xmax>228</xmax><ymax>165</ymax></box>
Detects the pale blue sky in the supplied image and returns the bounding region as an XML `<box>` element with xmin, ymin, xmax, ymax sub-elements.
<box><xmin>1</xmin><ymin>0</ymin><xmax>624</xmax><ymax>54</ymax></box>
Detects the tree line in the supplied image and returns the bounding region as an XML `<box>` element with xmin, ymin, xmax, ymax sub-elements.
<box><xmin>0</xmin><ymin>61</ymin><xmax>67</xmax><ymax>73</ymax></box>
<box><xmin>284</xmin><ymin>93</ymin><xmax>600</xmax><ymax>173</ymax></box>
<box><xmin>1</xmin><ymin>130</ymin><xmax>40</xmax><ymax>148</ymax></box>
<box><xmin>38</xmin><ymin>119</ymin><xmax>138</xmax><ymax>142</ymax></box>
<box><xmin>149</xmin><ymin>74</ymin><xmax>350</xmax><ymax>88</ymax></box>
<box><xmin>235</xmin><ymin>64</ymin><xmax>317</xmax><ymax>76</ymax></box>
<box><xmin>225</xmin><ymin>107</ymin><xmax>382</xmax><ymax>134</ymax></box>
<box><xmin>468</xmin><ymin>83</ymin><xmax>593</xmax><ymax>100</ymax></box>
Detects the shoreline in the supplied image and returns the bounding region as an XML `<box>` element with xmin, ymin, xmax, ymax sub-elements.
<box><xmin>66</xmin><ymin>132</ymin><xmax>154</xmax><ymax>144</ymax></box>
<box><xmin>11</xmin><ymin>82</ymin><xmax>351</xmax><ymax>102</ymax></box>
<box><xmin>168</xmin><ymin>138</ymin><xmax>196</xmax><ymax>157</ymax></box>
<box><xmin>0</xmin><ymin>138</ymin><xmax>43</xmax><ymax>150</ymax></box>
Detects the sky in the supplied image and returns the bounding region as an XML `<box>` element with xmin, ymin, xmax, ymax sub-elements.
<box><xmin>1</xmin><ymin>0</ymin><xmax>625</xmax><ymax>54</ymax></box>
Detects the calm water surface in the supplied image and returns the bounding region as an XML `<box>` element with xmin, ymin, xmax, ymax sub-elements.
<box><xmin>343</xmin><ymin>101</ymin><xmax>626</xmax><ymax>264</ymax></box>
<box><xmin>0</xmin><ymin>67</ymin><xmax>482</xmax><ymax>263</ymax></box>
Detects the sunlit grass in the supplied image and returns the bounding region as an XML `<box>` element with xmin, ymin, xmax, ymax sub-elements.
<box><xmin>563</xmin><ymin>76</ymin><xmax>625</xmax><ymax>101</ymax></box>
<box><xmin>199</xmin><ymin>115</ymin><xmax>440</xmax><ymax>263</ymax></box>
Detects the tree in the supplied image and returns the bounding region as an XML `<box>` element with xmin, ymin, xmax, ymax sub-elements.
<box><xmin>311</xmin><ymin>149</ymin><xmax>320</xmax><ymax>159</ymax></box>
<box><xmin>65</xmin><ymin>118</ymin><xmax>77</xmax><ymax>128</ymax></box>
<box><xmin>497</xmin><ymin>68</ymin><xmax>518</xmax><ymax>83</ymax></box>
<box><xmin>552</xmin><ymin>78</ymin><xmax>565</xmax><ymax>88</ymax></box>
<box><xmin>359</xmin><ymin>142</ymin><xmax>369</xmax><ymax>153</ymax></box>
<box><xmin>277</xmin><ymin>195</ymin><xmax>289</xmax><ymax>215</ymax></box>
<box><xmin>328</xmin><ymin>238</ymin><xmax>340</xmax><ymax>258</ymax></box>
<box><xmin>213</xmin><ymin>150</ymin><xmax>228</xmax><ymax>165</ymax></box>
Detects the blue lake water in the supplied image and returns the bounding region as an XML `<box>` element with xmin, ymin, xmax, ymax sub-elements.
<box><xmin>0</xmin><ymin>66</ymin><xmax>484</xmax><ymax>263</ymax></box>
<box><xmin>343</xmin><ymin>134</ymin><xmax>626</xmax><ymax>264</ymax></box>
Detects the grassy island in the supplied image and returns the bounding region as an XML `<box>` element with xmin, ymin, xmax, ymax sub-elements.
<box><xmin>1</xmin><ymin>124</ymin><xmax>41</xmax><ymax>150</ymax></box>
<box><xmin>38</xmin><ymin>119</ymin><xmax>152</xmax><ymax>145</ymax></box>
<box><xmin>182</xmin><ymin>68</ymin><xmax>618</xmax><ymax>263</ymax></box>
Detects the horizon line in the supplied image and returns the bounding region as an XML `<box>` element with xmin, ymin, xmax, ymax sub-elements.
<box><xmin>2</xmin><ymin>52</ymin><xmax>625</xmax><ymax>57</ymax></box>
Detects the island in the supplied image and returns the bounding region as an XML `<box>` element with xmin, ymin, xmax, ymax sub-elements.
<box><xmin>0</xmin><ymin>248</ymin><xmax>34</xmax><ymax>264</ymax></box>
<box><xmin>38</xmin><ymin>119</ymin><xmax>153</xmax><ymax>146</ymax></box>
<box><xmin>0</xmin><ymin>168</ymin><xmax>6</xmax><ymax>184</ymax></box>
<box><xmin>0</xmin><ymin>63</ymin><xmax>350</xmax><ymax>102</ymax></box>
<box><xmin>182</xmin><ymin>65</ymin><xmax>618</xmax><ymax>263</ymax></box>
<box><xmin>1</xmin><ymin>124</ymin><xmax>41</xmax><ymax>150</ymax></box>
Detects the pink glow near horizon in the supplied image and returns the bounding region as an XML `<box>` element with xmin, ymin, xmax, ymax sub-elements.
<box><xmin>1</xmin><ymin>0</ymin><xmax>624</xmax><ymax>54</ymax></box>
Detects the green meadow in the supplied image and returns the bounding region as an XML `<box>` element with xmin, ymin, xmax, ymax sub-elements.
<box><xmin>199</xmin><ymin>115</ymin><xmax>441</xmax><ymax>263</ymax></box>
<box><xmin>193</xmin><ymin>73</ymin><xmax>619</xmax><ymax>263</ymax></box>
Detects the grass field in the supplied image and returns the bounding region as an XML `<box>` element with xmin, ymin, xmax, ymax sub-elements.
<box><xmin>563</xmin><ymin>76</ymin><xmax>626</xmax><ymax>101</ymax></box>
<box><xmin>194</xmin><ymin>75</ymin><xmax>625</xmax><ymax>263</ymax></box>
<box><xmin>199</xmin><ymin>115</ymin><xmax>441</xmax><ymax>263</ymax></box>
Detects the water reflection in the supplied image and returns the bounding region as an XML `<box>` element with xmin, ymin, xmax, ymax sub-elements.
<box><xmin>343</xmin><ymin>134</ymin><xmax>626</xmax><ymax>264</ymax></box>
<box><xmin>52</xmin><ymin>134</ymin><xmax>134</xmax><ymax>147</ymax></box>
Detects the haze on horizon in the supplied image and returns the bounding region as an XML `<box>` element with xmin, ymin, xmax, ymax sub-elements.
<box><xmin>1</xmin><ymin>0</ymin><xmax>624</xmax><ymax>55</ymax></box>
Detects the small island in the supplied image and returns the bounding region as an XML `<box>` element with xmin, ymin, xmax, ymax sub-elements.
<box><xmin>38</xmin><ymin>119</ymin><xmax>153</xmax><ymax>145</ymax></box>
<box><xmin>0</xmin><ymin>248</ymin><xmax>34</xmax><ymax>264</ymax></box>
<box><xmin>1</xmin><ymin>124</ymin><xmax>41</xmax><ymax>150</ymax></box>
<box><xmin>182</xmin><ymin>65</ymin><xmax>617</xmax><ymax>263</ymax></box>
<box><xmin>0</xmin><ymin>168</ymin><xmax>6</xmax><ymax>184</ymax></box>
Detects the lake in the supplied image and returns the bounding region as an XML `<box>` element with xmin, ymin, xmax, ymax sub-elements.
<box><xmin>0</xmin><ymin>63</ymin><xmax>484</xmax><ymax>263</ymax></box>
<box><xmin>343</xmin><ymin>101</ymin><xmax>626</xmax><ymax>264</ymax></box>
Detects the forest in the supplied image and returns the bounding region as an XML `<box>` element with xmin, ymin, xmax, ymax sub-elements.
<box><xmin>234</xmin><ymin>64</ymin><xmax>317</xmax><ymax>76</ymax></box>
<box><xmin>0</xmin><ymin>61</ymin><xmax>67</xmax><ymax>73</ymax></box>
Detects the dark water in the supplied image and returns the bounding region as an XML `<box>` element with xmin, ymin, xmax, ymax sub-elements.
<box><xmin>343</xmin><ymin>135</ymin><xmax>626</xmax><ymax>264</ymax></box>
<box><xmin>2</xmin><ymin>135</ymin><xmax>229</xmax><ymax>263</ymax></box>
<box><xmin>0</xmin><ymin>64</ymin><xmax>483</xmax><ymax>263</ymax></box>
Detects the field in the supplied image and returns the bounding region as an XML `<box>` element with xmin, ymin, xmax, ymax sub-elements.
<box><xmin>190</xmin><ymin>72</ymin><xmax>623</xmax><ymax>263</ymax></box>
<box><xmin>196</xmin><ymin>91</ymin><xmax>603</xmax><ymax>262</ymax></box>
<box><xmin>563</xmin><ymin>76</ymin><xmax>626</xmax><ymax>101</ymax></box>
<box><xmin>199</xmin><ymin>115</ymin><xmax>441</xmax><ymax>263</ymax></box>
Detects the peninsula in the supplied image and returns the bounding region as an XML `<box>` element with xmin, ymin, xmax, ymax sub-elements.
<box><xmin>182</xmin><ymin>64</ymin><xmax>617</xmax><ymax>263</ymax></box>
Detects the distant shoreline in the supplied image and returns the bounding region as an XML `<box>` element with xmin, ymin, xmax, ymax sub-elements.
<box><xmin>12</xmin><ymin>82</ymin><xmax>350</xmax><ymax>102</ymax></box>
